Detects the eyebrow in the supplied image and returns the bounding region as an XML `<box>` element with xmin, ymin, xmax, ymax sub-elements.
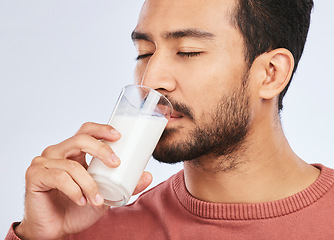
<box><xmin>131</xmin><ymin>29</ymin><xmax>215</xmax><ymax>43</ymax></box>
<box><xmin>163</xmin><ymin>29</ymin><xmax>215</xmax><ymax>40</ymax></box>
<box><xmin>131</xmin><ymin>31</ymin><xmax>154</xmax><ymax>43</ymax></box>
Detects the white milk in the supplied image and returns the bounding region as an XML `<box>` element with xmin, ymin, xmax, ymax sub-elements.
<box><xmin>88</xmin><ymin>114</ymin><xmax>168</xmax><ymax>206</ymax></box>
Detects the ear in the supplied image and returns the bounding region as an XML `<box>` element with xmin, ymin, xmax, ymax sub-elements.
<box><xmin>258</xmin><ymin>48</ymin><xmax>294</xmax><ymax>100</ymax></box>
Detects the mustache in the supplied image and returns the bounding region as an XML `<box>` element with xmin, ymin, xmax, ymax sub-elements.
<box><xmin>164</xmin><ymin>96</ymin><xmax>195</xmax><ymax>121</ymax></box>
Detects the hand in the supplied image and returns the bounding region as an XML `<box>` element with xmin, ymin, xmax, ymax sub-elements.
<box><xmin>15</xmin><ymin>122</ymin><xmax>153</xmax><ymax>240</ymax></box>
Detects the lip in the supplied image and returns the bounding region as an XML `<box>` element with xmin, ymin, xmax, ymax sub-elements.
<box><xmin>171</xmin><ymin>109</ymin><xmax>184</xmax><ymax>118</ymax></box>
<box><xmin>167</xmin><ymin>110</ymin><xmax>184</xmax><ymax>122</ymax></box>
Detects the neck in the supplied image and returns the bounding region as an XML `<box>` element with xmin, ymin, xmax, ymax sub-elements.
<box><xmin>183</xmin><ymin>118</ymin><xmax>320</xmax><ymax>204</ymax></box>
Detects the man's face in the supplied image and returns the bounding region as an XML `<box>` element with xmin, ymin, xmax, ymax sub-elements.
<box><xmin>132</xmin><ymin>0</ymin><xmax>251</xmax><ymax>164</ymax></box>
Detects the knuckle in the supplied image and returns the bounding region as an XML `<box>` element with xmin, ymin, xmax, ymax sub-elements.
<box><xmin>79</xmin><ymin>122</ymin><xmax>95</xmax><ymax>133</ymax></box>
<box><xmin>25</xmin><ymin>165</ymin><xmax>37</xmax><ymax>179</ymax></box>
<box><xmin>25</xmin><ymin>164</ymin><xmax>44</xmax><ymax>185</ymax></box>
<box><xmin>30</xmin><ymin>156</ymin><xmax>44</xmax><ymax>165</ymax></box>
<box><xmin>86</xmin><ymin>181</ymin><xmax>98</xmax><ymax>194</ymax></box>
<box><xmin>72</xmin><ymin>134</ymin><xmax>90</xmax><ymax>145</ymax></box>
<box><xmin>100</xmin><ymin>142</ymin><xmax>112</xmax><ymax>153</ymax></box>
<box><xmin>54</xmin><ymin>170</ymin><xmax>69</xmax><ymax>185</ymax></box>
<box><xmin>67</xmin><ymin>160</ymin><xmax>82</xmax><ymax>171</ymax></box>
<box><xmin>41</xmin><ymin>145</ymin><xmax>56</xmax><ymax>157</ymax></box>
<box><xmin>71</xmin><ymin>187</ymin><xmax>83</xmax><ymax>198</ymax></box>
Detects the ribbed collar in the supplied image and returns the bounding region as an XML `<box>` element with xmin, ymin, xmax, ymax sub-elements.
<box><xmin>172</xmin><ymin>164</ymin><xmax>334</xmax><ymax>220</ymax></box>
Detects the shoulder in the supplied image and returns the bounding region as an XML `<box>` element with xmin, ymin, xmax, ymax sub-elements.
<box><xmin>311</xmin><ymin>163</ymin><xmax>334</xmax><ymax>198</ymax></box>
<box><xmin>304</xmin><ymin>164</ymin><xmax>334</xmax><ymax>215</ymax></box>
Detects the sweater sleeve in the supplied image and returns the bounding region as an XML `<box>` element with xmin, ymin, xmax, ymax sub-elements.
<box><xmin>5</xmin><ymin>223</ymin><xmax>21</xmax><ymax>240</ymax></box>
<box><xmin>5</xmin><ymin>222</ymin><xmax>72</xmax><ymax>240</ymax></box>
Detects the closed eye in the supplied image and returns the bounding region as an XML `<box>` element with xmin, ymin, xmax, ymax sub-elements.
<box><xmin>177</xmin><ymin>52</ymin><xmax>203</xmax><ymax>58</ymax></box>
<box><xmin>136</xmin><ymin>52</ymin><xmax>203</xmax><ymax>60</ymax></box>
<box><xmin>136</xmin><ymin>53</ymin><xmax>153</xmax><ymax>61</ymax></box>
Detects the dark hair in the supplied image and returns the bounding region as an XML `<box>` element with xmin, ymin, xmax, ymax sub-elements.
<box><xmin>234</xmin><ymin>0</ymin><xmax>314</xmax><ymax>111</ymax></box>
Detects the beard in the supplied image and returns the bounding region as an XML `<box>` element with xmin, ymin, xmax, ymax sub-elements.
<box><xmin>152</xmin><ymin>74</ymin><xmax>250</xmax><ymax>166</ymax></box>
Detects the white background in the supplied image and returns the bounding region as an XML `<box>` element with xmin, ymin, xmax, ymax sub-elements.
<box><xmin>0</xmin><ymin>1</ymin><xmax>333</xmax><ymax>238</ymax></box>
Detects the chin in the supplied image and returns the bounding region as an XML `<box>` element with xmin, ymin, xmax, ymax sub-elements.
<box><xmin>152</xmin><ymin>129</ymin><xmax>184</xmax><ymax>164</ymax></box>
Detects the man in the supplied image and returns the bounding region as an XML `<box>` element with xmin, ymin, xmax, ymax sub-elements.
<box><xmin>7</xmin><ymin>0</ymin><xmax>334</xmax><ymax>239</ymax></box>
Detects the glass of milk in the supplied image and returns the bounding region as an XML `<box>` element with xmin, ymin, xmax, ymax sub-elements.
<box><xmin>87</xmin><ymin>84</ymin><xmax>172</xmax><ymax>207</ymax></box>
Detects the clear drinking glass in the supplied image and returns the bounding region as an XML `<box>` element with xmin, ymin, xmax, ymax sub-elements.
<box><xmin>87</xmin><ymin>84</ymin><xmax>173</xmax><ymax>207</ymax></box>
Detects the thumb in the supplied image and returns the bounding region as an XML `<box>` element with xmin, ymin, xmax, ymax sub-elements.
<box><xmin>132</xmin><ymin>171</ymin><xmax>153</xmax><ymax>195</ymax></box>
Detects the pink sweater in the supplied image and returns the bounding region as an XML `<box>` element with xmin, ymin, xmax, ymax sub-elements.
<box><xmin>7</xmin><ymin>164</ymin><xmax>334</xmax><ymax>239</ymax></box>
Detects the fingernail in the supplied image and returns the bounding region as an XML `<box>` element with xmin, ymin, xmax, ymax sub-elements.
<box><xmin>95</xmin><ymin>193</ymin><xmax>104</xmax><ymax>205</ymax></box>
<box><xmin>110</xmin><ymin>129</ymin><xmax>120</xmax><ymax>137</ymax></box>
<box><xmin>110</xmin><ymin>153</ymin><xmax>120</xmax><ymax>163</ymax></box>
<box><xmin>80</xmin><ymin>197</ymin><xmax>87</xmax><ymax>206</ymax></box>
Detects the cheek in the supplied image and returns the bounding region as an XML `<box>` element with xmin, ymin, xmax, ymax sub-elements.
<box><xmin>134</xmin><ymin>62</ymin><xmax>146</xmax><ymax>84</ymax></box>
<box><xmin>177</xmin><ymin>63</ymin><xmax>225</xmax><ymax>106</ymax></box>
<box><xmin>178</xmin><ymin>67</ymin><xmax>246</xmax><ymax>122</ymax></box>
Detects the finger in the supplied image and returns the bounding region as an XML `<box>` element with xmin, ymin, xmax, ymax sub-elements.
<box><xmin>37</xmin><ymin>167</ymin><xmax>89</xmax><ymax>206</ymax></box>
<box><xmin>75</xmin><ymin>122</ymin><xmax>121</xmax><ymax>142</ymax></box>
<box><xmin>42</xmin><ymin>134</ymin><xmax>120</xmax><ymax>168</ymax></box>
<box><xmin>132</xmin><ymin>171</ymin><xmax>153</xmax><ymax>196</ymax></box>
<box><xmin>41</xmin><ymin>158</ymin><xmax>105</xmax><ymax>207</ymax></box>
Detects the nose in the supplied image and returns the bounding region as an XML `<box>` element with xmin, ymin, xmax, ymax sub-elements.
<box><xmin>139</xmin><ymin>52</ymin><xmax>176</xmax><ymax>93</ymax></box>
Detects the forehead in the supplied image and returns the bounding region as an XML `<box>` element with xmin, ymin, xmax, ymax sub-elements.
<box><xmin>136</xmin><ymin>0</ymin><xmax>237</xmax><ymax>35</ymax></box>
